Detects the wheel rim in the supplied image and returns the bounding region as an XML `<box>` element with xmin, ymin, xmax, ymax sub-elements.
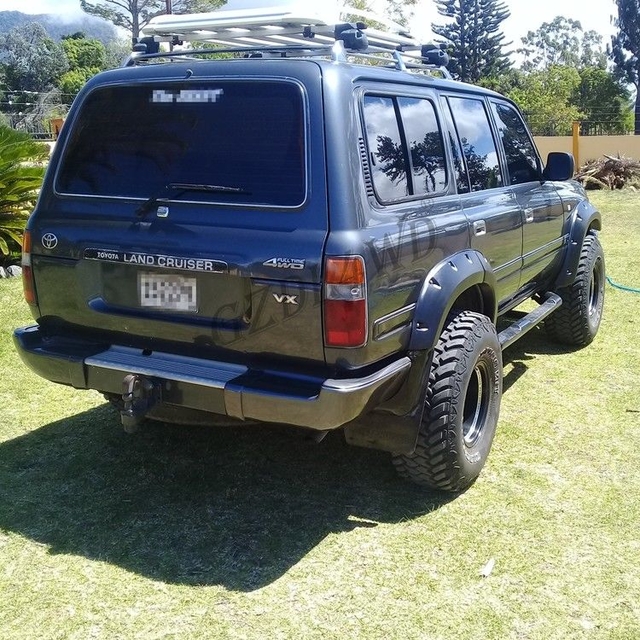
<box><xmin>463</xmin><ymin>361</ymin><xmax>491</xmax><ymax>447</ymax></box>
<box><xmin>588</xmin><ymin>257</ymin><xmax>603</xmax><ymax>319</ymax></box>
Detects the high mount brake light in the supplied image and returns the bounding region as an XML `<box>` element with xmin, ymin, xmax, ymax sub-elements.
<box><xmin>22</xmin><ymin>230</ymin><xmax>37</xmax><ymax>305</ymax></box>
<box><xmin>324</xmin><ymin>256</ymin><xmax>367</xmax><ymax>348</ymax></box>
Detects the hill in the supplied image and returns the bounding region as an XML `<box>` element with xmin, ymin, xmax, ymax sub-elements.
<box><xmin>0</xmin><ymin>10</ymin><xmax>118</xmax><ymax>44</ymax></box>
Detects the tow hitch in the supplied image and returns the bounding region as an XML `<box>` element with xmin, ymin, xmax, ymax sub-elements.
<box><xmin>120</xmin><ymin>374</ymin><xmax>161</xmax><ymax>433</ymax></box>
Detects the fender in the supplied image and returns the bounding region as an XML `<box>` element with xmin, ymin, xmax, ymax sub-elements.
<box><xmin>554</xmin><ymin>199</ymin><xmax>602</xmax><ymax>289</ymax></box>
<box><xmin>408</xmin><ymin>250</ymin><xmax>497</xmax><ymax>351</ymax></box>
<box><xmin>345</xmin><ymin>251</ymin><xmax>497</xmax><ymax>455</ymax></box>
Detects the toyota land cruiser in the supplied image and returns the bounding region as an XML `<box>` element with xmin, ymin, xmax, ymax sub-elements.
<box><xmin>13</xmin><ymin>4</ymin><xmax>605</xmax><ymax>492</ymax></box>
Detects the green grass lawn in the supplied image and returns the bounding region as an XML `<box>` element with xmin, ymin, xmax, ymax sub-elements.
<box><xmin>1</xmin><ymin>190</ymin><xmax>639</xmax><ymax>639</ymax></box>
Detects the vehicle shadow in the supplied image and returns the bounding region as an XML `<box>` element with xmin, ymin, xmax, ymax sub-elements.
<box><xmin>0</xmin><ymin>325</ymin><xmax>576</xmax><ymax>591</ymax></box>
<box><xmin>0</xmin><ymin>403</ymin><xmax>452</xmax><ymax>591</ymax></box>
<box><xmin>501</xmin><ymin>323</ymin><xmax>577</xmax><ymax>393</ymax></box>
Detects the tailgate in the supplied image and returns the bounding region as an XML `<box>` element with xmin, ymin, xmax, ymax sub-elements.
<box><xmin>29</xmin><ymin>68</ymin><xmax>328</xmax><ymax>366</ymax></box>
<box><xmin>30</xmin><ymin>219</ymin><xmax>326</xmax><ymax>364</ymax></box>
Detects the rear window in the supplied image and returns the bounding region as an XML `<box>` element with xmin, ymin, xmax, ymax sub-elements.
<box><xmin>56</xmin><ymin>80</ymin><xmax>306</xmax><ymax>208</ymax></box>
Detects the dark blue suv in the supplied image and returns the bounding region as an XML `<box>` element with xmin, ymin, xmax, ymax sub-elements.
<box><xmin>14</xmin><ymin>8</ymin><xmax>604</xmax><ymax>491</ymax></box>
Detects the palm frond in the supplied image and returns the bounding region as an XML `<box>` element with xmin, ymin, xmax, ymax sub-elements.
<box><xmin>0</xmin><ymin>125</ymin><xmax>48</xmax><ymax>261</ymax></box>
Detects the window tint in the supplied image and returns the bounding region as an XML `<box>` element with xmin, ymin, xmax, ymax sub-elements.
<box><xmin>57</xmin><ymin>81</ymin><xmax>305</xmax><ymax>207</ymax></box>
<box><xmin>441</xmin><ymin>99</ymin><xmax>470</xmax><ymax>193</ymax></box>
<box><xmin>397</xmin><ymin>97</ymin><xmax>447</xmax><ymax>195</ymax></box>
<box><xmin>363</xmin><ymin>94</ymin><xmax>447</xmax><ymax>202</ymax></box>
<box><xmin>363</xmin><ymin>95</ymin><xmax>408</xmax><ymax>201</ymax></box>
<box><xmin>491</xmin><ymin>102</ymin><xmax>541</xmax><ymax>184</ymax></box>
<box><xmin>448</xmin><ymin>97</ymin><xmax>503</xmax><ymax>191</ymax></box>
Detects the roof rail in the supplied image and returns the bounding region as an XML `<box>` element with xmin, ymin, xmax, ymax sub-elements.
<box><xmin>128</xmin><ymin>2</ymin><xmax>451</xmax><ymax>77</ymax></box>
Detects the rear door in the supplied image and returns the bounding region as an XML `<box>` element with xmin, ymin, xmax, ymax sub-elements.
<box><xmin>489</xmin><ymin>100</ymin><xmax>565</xmax><ymax>288</ymax></box>
<box><xmin>445</xmin><ymin>94</ymin><xmax>524</xmax><ymax>303</ymax></box>
<box><xmin>31</xmin><ymin>65</ymin><xmax>329</xmax><ymax>365</ymax></box>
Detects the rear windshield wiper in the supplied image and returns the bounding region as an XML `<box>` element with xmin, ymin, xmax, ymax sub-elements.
<box><xmin>169</xmin><ymin>182</ymin><xmax>250</xmax><ymax>194</ymax></box>
<box><xmin>135</xmin><ymin>182</ymin><xmax>251</xmax><ymax>218</ymax></box>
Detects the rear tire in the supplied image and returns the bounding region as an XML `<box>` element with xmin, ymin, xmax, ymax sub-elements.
<box><xmin>393</xmin><ymin>311</ymin><xmax>502</xmax><ymax>492</ymax></box>
<box><xmin>546</xmin><ymin>234</ymin><xmax>605</xmax><ymax>346</ymax></box>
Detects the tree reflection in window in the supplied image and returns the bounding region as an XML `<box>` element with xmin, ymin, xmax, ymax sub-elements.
<box><xmin>491</xmin><ymin>102</ymin><xmax>541</xmax><ymax>185</ymax></box>
<box><xmin>375</xmin><ymin>131</ymin><xmax>446</xmax><ymax>194</ymax></box>
<box><xmin>398</xmin><ymin>97</ymin><xmax>447</xmax><ymax>195</ymax></box>
<box><xmin>460</xmin><ymin>138</ymin><xmax>502</xmax><ymax>191</ymax></box>
<box><xmin>448</xmin><ymin>97</ymin><xmax>503</xmax><ymax>192</ymax></box>
<box><xmin>363</xmin><ymin>94</ymin><xmax>446</xmax><ymax>202</ymax></box>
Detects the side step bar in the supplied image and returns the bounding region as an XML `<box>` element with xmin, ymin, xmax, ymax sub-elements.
<box><xmin>498</xmin><ymin>292</ymin><xmax>562</xmax><ymax>350</ymax></box>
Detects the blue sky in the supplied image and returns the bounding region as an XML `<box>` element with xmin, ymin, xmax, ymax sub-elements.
<box><xmin>0</xmin><ymin>0</ymin><xmax>618</xmax><ymax>47</ymax></box>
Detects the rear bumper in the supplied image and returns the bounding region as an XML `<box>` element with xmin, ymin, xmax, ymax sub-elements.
<box><xmin>13</xmin><ymin>325</ymin><xmax>411</xmax><ymax>430</ymax></box>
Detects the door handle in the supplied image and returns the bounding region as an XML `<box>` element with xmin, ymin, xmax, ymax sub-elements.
<box><xmin>473</xmin><ymin>220</ymin><xmax>486</xmax><ymax>236</ymax></box>
<box><xmin>524</xmin><ymin>208</ymin><xmax>534</xmax><ymax>223</ymax></box>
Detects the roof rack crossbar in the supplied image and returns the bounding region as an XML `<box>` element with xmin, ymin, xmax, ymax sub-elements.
<box><xmin>124</xmin><ymin>44</ymin><xmax>452</xmax><ymax>78</ymax></box>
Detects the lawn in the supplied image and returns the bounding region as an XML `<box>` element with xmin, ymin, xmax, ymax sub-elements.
<box><xmin>0</xmin><ymin>190</ymin><xmax>639</xmax><ymax>639</ymax></box>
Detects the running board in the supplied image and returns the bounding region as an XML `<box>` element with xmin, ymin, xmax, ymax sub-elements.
<box><xmin>498</xmin><ymin>292</ymin><xmax>562</xmax><ymax>350</ymax></box>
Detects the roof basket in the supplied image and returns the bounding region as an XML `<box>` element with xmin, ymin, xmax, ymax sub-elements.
<box><xmin>128</xmin><ymin>2</ymin><xmax>451</xmax><ymax>77</ymax></box>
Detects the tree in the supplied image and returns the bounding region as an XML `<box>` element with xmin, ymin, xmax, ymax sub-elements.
<box><xmin>508</xmin><ymin>65</ymin><xmax>583</xmax><ymax>135</ymax></box>
<box><xmin>80</xmin><ymin>0</ymin><xmax>226</xmax><ymax>43</ymax></box>
<box><xmin>0</xmin><ymin>125</ymin><xmax>48</xmax><ymax>264</ymax></box>
<box><xmin>519</xmin><ymin>17</ymin><xmax>607</xmax><ymax>71</ymax></box>
<box><xmin>58</xmin><ymin>34</ymin><xmax>108</xmax><ymax>102</ymax></box>
<box><xmin>0</xmin><ymin>23</ymin><xmax>68</xmax><ymax>110</ymax></box>
<box><xmin>575</xmin><ymin>66</ymin><xmax>632</xmax><ymax>135</ymax></box>
<box><xmin>431</xmin><ymin>0</ymin><xmax>511</xmax><ymax>83</ymax></box>
<box><xmin>514</xmin><ymin>16</ymin><xmax>632</xmax><ymax>135</ymax></box>
<box><xmin>610</xmin><ymin>0</ymin><xmax>640</xmax><ymax>134</ymax></box>
<box><xmin>385</xmin><ymin>0</ymin><xmax>418</xmax><ymax>27</ymax></box>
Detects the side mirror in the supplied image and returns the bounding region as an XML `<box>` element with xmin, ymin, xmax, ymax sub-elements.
<box><xmin>542</xmin><ymin>152</ymin><xmax>575</xmax><ymax>181</ymax></box>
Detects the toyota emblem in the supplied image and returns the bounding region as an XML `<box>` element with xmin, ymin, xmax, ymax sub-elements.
<box><xmin>42</xmin><ymin>233</ymin><xmax>58</xmax><ymax>249</ymax></box>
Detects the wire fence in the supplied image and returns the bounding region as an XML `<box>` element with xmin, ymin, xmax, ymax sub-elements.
<box><xmin>0</xmin><ymin>88</ymin><xmax>73</xmax><ymax>140</ymax></box>
<box><xmin>523</xmin><ymin>111</ymin><xmax>633</xmax><ymax>137</ymax></box>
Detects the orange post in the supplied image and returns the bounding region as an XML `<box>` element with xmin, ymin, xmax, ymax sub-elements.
<box><xmin>572</xmin><ymin>121</ymin><xmax>580</xmax><ymax>170</ymax></box>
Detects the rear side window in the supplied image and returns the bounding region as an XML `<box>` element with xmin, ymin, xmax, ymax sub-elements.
<box><xmin>363</xmin><ymin>96</ymin><xmax>408</xmax><ymax>201</ymax></box>
<box><xmin>57</xmin><ymin>81</ymin><xmax>306</xmax><ymax>207</ymax></box>
<box><xmin>441</xmin><ymin>99</ymin><xmax>470</xmax><ymax>194</ymax></box>
<box><xmin>448</xmin><ymin>96</ymin><xmax>503</xmax><ymax>192</ymax></box>
<box><xmin>363</xmin><ymin>94</ymin><xmax>447</xmax><ymax>203</ymax></box>
<box><xmin>491</xmin><ymin>102</ymin><xmax>541</xmax><ymax>185</ymax></box>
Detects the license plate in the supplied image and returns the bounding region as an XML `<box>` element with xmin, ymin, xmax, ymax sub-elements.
<box><xmin>139</xmin><ymin>272</ymin><xmax>197</xmax><ymax>312</ymax></box>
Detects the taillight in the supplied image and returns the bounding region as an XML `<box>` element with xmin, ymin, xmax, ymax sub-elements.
<box><xmin>323</xmin><ymin>256</ymin><xmax>367</xmax><ymax>348</ymax></box>
<box><xmin>22</xmin><ymin>230</ymin><xmax>37</xmax><ymax>305</ymax></box>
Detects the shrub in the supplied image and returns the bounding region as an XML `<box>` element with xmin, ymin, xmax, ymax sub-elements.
<box><xmin>0</xmin><ymin>126</ymin><xmax>48</xmax><ymax>265</ymax></box>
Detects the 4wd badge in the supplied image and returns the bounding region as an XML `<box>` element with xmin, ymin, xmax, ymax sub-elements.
<box><xmin>263</xmin><ymin>258</ymin><xmax>305</xmax><ymax>270</ymax></box>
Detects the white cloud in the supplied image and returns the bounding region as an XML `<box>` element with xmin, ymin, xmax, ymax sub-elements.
<box><xmin>0</xmin><ymin>0</ymin><xmax>84</xmax><ymax>17</ymax></box>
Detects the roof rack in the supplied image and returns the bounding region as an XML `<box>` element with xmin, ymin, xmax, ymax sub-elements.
<box><xmin>127</xmin><ymin>2</ymin><xmax>451</xmax><ymax>77</ymax></box>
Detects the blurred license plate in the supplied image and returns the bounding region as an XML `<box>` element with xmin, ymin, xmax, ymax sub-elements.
<box><xmin>139</xmin><ymin>272</ymin><xmax>197</xmax><ymax>312</ymax></box>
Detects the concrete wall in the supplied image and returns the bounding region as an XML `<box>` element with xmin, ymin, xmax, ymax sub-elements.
<box><xmin>534</xmin><ymin>135</ymin><xmax>640</xmax><ymax>167</ymax></box>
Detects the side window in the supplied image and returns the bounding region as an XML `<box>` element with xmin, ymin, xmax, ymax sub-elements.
<box><xmin>491</xmin><ymin>102</ymin><xmax>541</xmax><ymax>185</ymax></box>
<box><xmin>441</xmin><ymin>99</ymin><xmax>470</xmax><ymax>194</ymax></box>
<box><xmin>448</xmin><ymin>96</ymin><xmax>503</xmax><ymax>192</ymax></box>
<box><xmin>363</xmin><ymin>95</ymin><xmax>408</xmax><ymax>201</ymax></box>
<box><xmin>363</xmin><ymin>93</ymin><xmax>447</xmax><ymax>203</ymax></box>
<box><xmin>397</xmin><ymin>97</ymin><xmax>447</xmax><ymax>195</ymax></box>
